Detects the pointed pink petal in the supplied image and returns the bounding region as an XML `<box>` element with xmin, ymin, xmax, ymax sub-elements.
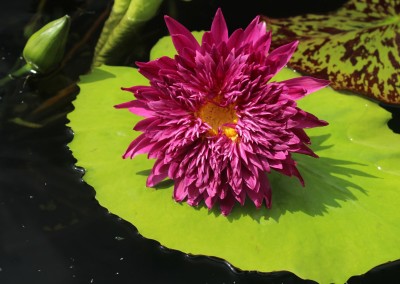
<box><xmin>211</xmin><ymin>8</ymin><xmax>228</xmax><ymax>42</ymax></box>
<box><xmin>220</xmin><ymin>192</ymin><xmax>236</xmax><ymax>216</ymax></box>
<box><xmin>242</xmin><ymin>16</ymin><xmax>260</xmax><ymax>42</ymax></box>
<box><xmin>148</xmin><ymin>140</ymin><xmax>167</xmax><ymax>159</ymax></box>
<box><xmin>168</xmin><ymin>162</ymin><xmax>179</xmax><ymax>178</ymax></box>
<box><xmin>206</xmin><ymin>180</ymin><xmax>219</xmax><ymax>198</ymax></box>
<box><xmin>171</xmin><ymin>34</ymin><xmax>198</xmax><ymax>58</ymax></box>
<box><xmin>122</xmin><ymin>85</ymin><xmax>162</xmax><ymax>102</ymax></box>
<box><xmin>290</xmin><ymin>165</ymin><xmax>305</xmax><ymax>186</ymax></box>
<box><xmin>294</xmin><ymin>143</ymin><xmax>319</xmax><ymax>158</ymax></box>
<box><xmin>277</xmin><ymin>157</ymin><xmax>305</xmax><ymax>186</ymax></box>
<box><xmin>201</xmin><ymin>31</ymin><xmax>213</xmax><ymax>49</ymax></box>
<box><xmin>164</xmin><ymin>15</ymin><xmax>196</xmax><ymax>39</ymax></box>
<box><xmin>219</xmin><ymin>182</ymin><xmax>228</xmax><ymax>199</ymax></box>
<box><xmin>187</xmin><ymin>195</ymin><xmax>202</xmax><ymax>206</ymax></box>
<box><xmin>291</xmin><ymin>128</ymin><xmax>311</xmax><ymax>144</ymax></box>
<box><xmin>252</xmin><ymin>31</ymin><xmax>272</xmax><ymax>54</ymax></box>
<box><xmin>232</xmin><ymin>189</ymin><xmax>246</xmax><ymax>206</ymax></box>
<box><xmin>173</xmin><ymin>178</ymin><xmax>188</xmax><ymax>201</ymax></box>
<box><xmin>265</xmin><ymin>40</ymin><xmax>299</xmax><ymax>78</ymax></box>
<box><xmin>115</xmin><ymin>100</ymin><xmax>156</xmax><ymax>117</ymax></box>
<box><xmin>243</xmin><ymin>168</ymin><xmax>257</xmax><ymax>190</ymax></box>
<box><xmin>258</xmin><ymin>156</ymin><xmax>271</xmax><ymax>172</ymax></box>
<box><xmin>289</xmin><ymin>110</ymin><xmax>328</xmax><ymax>128</ymax></box>
<box><xmin>134</xmin><ymin>117</ymin><xmax>158</xmax><ymax>131</ymax></box>
<box><xmin>242</xmin><ymin>16</ymin><xmax>268</xmax><ymax>45</ymax></box>
<box><xmin>280</xmin><ymin>77</ymin><xmax>330</xmax><ymax>99</ymax></box>
<box><xmin>187</xmin><ymin>182</ymin><xmax>201</xmax><ymax>203</ymax></box>
<box><xmin>147</xmin><ymin>167</ymin><xmax>168</xmax><ymax>187</ymax></box>
<box><xmin>123</xmin><ymin>134</ymin><xmax>153</xmax><ymax>159</ymax></box>
<box><xmin>136</xmin><ymin>60</ymin><xmax>162</xmax><ymax>80</ymax></box>
<box><xmin>205</xmin><ymin>195</ymin><xmax>217</xmax><ymax>209</ymax></box>
<box><xmin>225</xmin><ymin>29</ymin><xmax>242</xmax><ymax>51</ymax></box>
<box><xmin>114</xmin><ymin>100</ymin><xmax>135</xmax><ymax>109</ymax></box>
<box><xmin>136</xmin><ymin>57</ymin><xmax>179</xmax><ymax>80</ymax></box>
<box><xmin>164</xmin><ymin>15</ymin><xmax>200</xmax><ymax>54</ymax></box>
<box><xmin>246</xmin><ymin>183</ymin><xmax>263</xmax><ymax>208</ymax></box>
<box><xmin>259</xmin><ymin>173</ymin><xmax>272</xmax><ymax>208</ymax></box>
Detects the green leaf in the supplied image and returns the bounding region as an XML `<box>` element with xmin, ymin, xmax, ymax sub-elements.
<box><xmin>68</xmin><ymin>37</ymin><xmax>400</xmax><ymax>283</ymax></box>
<box><xmin>265</xmin><ymin>0</ymin><xmax>400</xmax><ymax>104</ymax></box>
<box><xmin>92</xmin><ymin>0</ymin><xmax>163</xmax><ymax>66</ymax></box>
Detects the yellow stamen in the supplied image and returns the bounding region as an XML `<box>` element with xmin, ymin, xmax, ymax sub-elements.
<box><xmin>197</xmin><ymin>99</ymin><xmax>238</xmax><ymax>140</ymax></box>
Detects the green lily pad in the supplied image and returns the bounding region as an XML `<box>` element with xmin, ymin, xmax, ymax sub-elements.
<box><xmin>265</xmin><ymin>0</ymin><xmax>400</xmax><ymax>104</ymax></box>
<box><xmin>68</xmin><ymin>37</ymin><xmax>400</xmax><ymax>283</ymax></box>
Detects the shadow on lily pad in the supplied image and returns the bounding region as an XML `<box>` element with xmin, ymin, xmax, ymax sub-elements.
<box><xmin>136</xmin><ymin>169</ymin><xmax>174</xmax><ymax>189</ymax></box>
<box><xmin>80</xmin><ymin>67</ymin><xmax>116</xmax><ymax>84</ymax></box>
<box><xmin>226</xmin><ymin>134</ymin><xmax>376</xmax><ymax>223</ymax></box>
<box><xmin>135</xmin><ymin>134</ymin><xmax>376</xmax><ymax>222</ymax></box>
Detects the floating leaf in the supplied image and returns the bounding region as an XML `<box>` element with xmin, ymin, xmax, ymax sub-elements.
<box><xmin>265</xmin><ymin>0</ymin><xmax>400</xmax><ymax>104</ymax></box>
<box><xmin>92</xmin><ymin>0</ymin><xmax>163</xmax><ymax>66</ymax></box>
<box><xmin>68</xmin><ymin>36</ymin><xmax>400</xmax><ymax>283</ymax></box>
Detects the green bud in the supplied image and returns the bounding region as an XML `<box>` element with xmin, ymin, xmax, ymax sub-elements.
<box><xmin>23</xmin><ymin>15</ymin><xmax>70</xmax><ymax>73</ymax></box>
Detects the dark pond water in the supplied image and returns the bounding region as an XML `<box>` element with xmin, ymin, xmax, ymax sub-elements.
<box><xmin>1</xmin><ymin>0</ymin><xmax>400</xmax><ymax>283</ymax></box>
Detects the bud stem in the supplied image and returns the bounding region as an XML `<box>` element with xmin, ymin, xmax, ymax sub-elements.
<box><xmin>0</xmin><ymin>64</ymin><xmax>33</xmax><ymax>87</ymax></box>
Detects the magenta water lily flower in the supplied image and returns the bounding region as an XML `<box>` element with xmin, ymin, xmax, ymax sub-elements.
<box><xmin>116</xmin><ymin>9</ymin><xmax>329</xmax><ymax>215</ymax></box>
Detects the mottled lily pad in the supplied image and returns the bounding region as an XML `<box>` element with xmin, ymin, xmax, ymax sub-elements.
<box><xmin>68</xmin><ymin>35</ymin><xmax>400</xmax><ymax>283</ymax></box>
<box><xmin>265</xmin><ymin>0</ymin><xmax>400</xmax><ymax>104</ymax></box>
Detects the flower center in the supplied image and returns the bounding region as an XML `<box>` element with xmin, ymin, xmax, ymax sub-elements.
<box><xmin>198</xmin><ymin>100</ymin><xmax>238</xmax><ymax>140</ymax></box>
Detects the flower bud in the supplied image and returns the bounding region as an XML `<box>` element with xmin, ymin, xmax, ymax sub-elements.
<box><xmin>23</xmin><ymin>15</ymin><xmax>70</xmax><ymax>73</ymax></box>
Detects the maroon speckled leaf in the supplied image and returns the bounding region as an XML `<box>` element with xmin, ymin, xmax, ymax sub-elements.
<box><xmin>264</xmin><ymin>0</ymin><xmax>400</xmax><ymax>104</ymax></box>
